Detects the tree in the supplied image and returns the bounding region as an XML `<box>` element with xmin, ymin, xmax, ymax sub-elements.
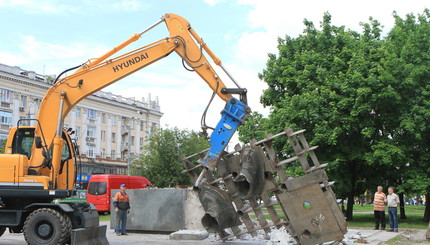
<box><xmin>383</xmin><ymin>10</ymin><xmax>430</xmax><ymax>222</ymax></box>
<box><xmin>132</xmin><ymin>127</ymin><xmax>209</xmax><ymax>188</ymax></box>
<box><xmin>240</xmin><ymin>12</ymin><xmax>412</xmax><ymax>221</ymax></box>
<box><xmin>238</xmin><ymin>112</ymin><xmax>269</xmax><ymax>143</ymax></box>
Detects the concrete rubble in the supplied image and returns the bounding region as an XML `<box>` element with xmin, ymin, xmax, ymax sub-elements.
<box><xmin>169</xmin><ymin>230</ymin><xmax>209</xmax><ymax>240</ymax></box>
<box><xmin>183</xmin><ymin>128</ymin><xmax>347</xmax><ymax>244</ymax></box>
<box><xmin>3</xmin><ymin>222</ymin><xmax>428</xmax><ymax>245</ymax></box>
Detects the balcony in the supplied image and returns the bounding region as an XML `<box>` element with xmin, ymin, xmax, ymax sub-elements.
<box><xmin>88</xmin><ymin>119</ymin><xmax>96</xmax><ymax>125</ymax></box>
<box><xmin>0</xmin><ymin>102</ymin><xmax>10</xmax><ymax>109</ymax></box>
<box><xmin>85</xmin><ymin>136</ymin><xmax>96</xmax><ymax>146</ymax></box>
<box><xmin>121</xmin><ymin>125</ymin><xmax>130</xmax><ymax>136</ymax></box>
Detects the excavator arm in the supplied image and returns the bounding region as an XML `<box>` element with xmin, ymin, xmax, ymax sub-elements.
<box><xmin>29</xmin><ymin>13</ymin><xmax>250</xmax><ymax>189</ymax></box>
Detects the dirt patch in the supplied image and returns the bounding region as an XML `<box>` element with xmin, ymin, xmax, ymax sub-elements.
<box><xmin>384</xmin><ymin>229</ymin><xmax>430</xmax><ymax>244</ymax></box>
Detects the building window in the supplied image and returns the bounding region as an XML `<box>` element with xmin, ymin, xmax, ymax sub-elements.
<box><xmin>0</xmin><ymin>89</ymin><xmax>11</xmax><ymax>102</ymax></box>
<box><xmin>139</xmin><ymin>137</ymin><xmax>144</xmax><ymax>147</ymax></box>
<box><xmin>19</xmin><ymin>116</ymin><xmax>26</xmax><ymax>125</ymax></box>
<box><xmin>87</xmin><ymin>109</ymin><xmax>96</xmax><ymax>119</ymax></box>
<box><xmin>111</xmin><ymin>150</ymin><xmax>115</xmax><ymax>159</ymax></box>
<box><xmin>20</xmin><ymin>95</ymin><xmax>27</xmax><ymax>108</ymax></box>
<box><xmin>150</xmin><ymin>122</ymin><xmax>157</xmax><ymax>138</ymax></box>
<box><xmin>111</xmin><ymin>133</ymin><xmax>116</xmax><ymax>143</ymax></box>
<box><xmin>35</xmin><ymin>98</ymin><xmax>41</xmax><ymax>109</ymax></box>
<box><xmin>0</xmin><ymin>111</ymin><xmax>12</xmax><ymax>125</ymax></box>
<box><xmin>121</xmin><ymin>151</ymin><xmax>125</xmax><ymax>161</ymax></box>
<box><xmin>101</xmin><ymin>130</ymin><xmax>106</xmax><ymax>141</ymax></box>
<box><xmin>101</xmin><ymin>113</ymin><xmax>106</xmax><ymax>123</ymax></box>
<box><xmin>140</xmin><ymin>121</ymin><xmax>144</xmax><ymax>131</ymax></box>
<box><xmin>76</xmin><ymin>108</ymin><xmax>81</xmax><ymax>118</ymax></box>
<box><xmin>87</xmin><ymin>126</ymin><xmax>96</xmax><ymax>137</ymax></box>
<box><xmin>101</xmin><ymin>148</ymin><xmax>105</xmax><ymax>158</ymax></box>
<box><xmin>131</xmin><ymin>136</ymin><xmax>135</xmax><ymax>146</ymax></box>
<box><xmin>111</xmin><ymin>115</ymin><xmax>116</xmax><ymax>125</ymax></box>
<box><xmin>75</xmin><ymin>126</ymin><xmax>80</xmax><ymax>138</ymax></box>
<box><xmin>88</xmin><ymin>146</ymin><xmax>95</xmax><ymax>158</ymax></box>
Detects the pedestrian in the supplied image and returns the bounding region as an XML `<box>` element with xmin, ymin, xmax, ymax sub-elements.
<box><xmin>373</xmin><ymin>186</ymin><xmax>387</xmax><ymax>230</ymax></box>
<box><xmin>113</xmin><ymin>184</ymin><xmax>130</xmax><ymax>236</ymax></box>
<box><xmin>387</xmin><ymin>187</ymin><xmax>400</xmax><ymax>232</ymax></box>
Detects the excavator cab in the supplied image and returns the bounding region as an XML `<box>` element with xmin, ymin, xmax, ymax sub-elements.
<box><xmin>2</xmin><ymin>122</ymin><xmax>76</xmax><ymax>191</ymax></box>
<box><xmin>11</xmin><ymin>127</ymin><xmax>34</xmax><ymax>159</ymax></box>
<box><xmin>0</xmin><ymin>125</ymin><xmax>108</xmax><ymax>245</ymax></box>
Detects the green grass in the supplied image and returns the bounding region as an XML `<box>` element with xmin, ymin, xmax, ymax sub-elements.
<box><xmin>99</xmin><ymin>215</ymin><xmax>111</xmax><ymax>221</ymax></box>
<box><xmin>384</xmin><ymin>234</ymin><xmax>404</xmax><ymax>244</ymax></box>
<box><xmin>347</xmin><ymin>213</ymin><xmax>428</xmax><ymax>229</ymax></box>
<box><xmin>252</xmin><ymin>204</ymin><xmax>427</xmax><ymax>230</ymax></box>
<box><xmin>351</xmin><ymin>204</ymin><xmax>425</xmax><ymax>215</ymax></box>
<box><xmin>100</xmin><ymin>204</ymin><xmax>428</xmax><ymax>230</ymax></box>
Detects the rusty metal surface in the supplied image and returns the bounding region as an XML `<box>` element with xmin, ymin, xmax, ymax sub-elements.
<box><xmin>182</xmin><ymin>128</ymin><xmax>347</xmax><ymax>244</ymax></box>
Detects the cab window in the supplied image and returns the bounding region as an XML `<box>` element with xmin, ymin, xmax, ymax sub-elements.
<box><xmin>61</xmin><ymin>139</ymin><xmax>71</xmax><ymax>162</ymax></box>
<box><xmin>12</xmin><ymin>128</ymin><xmax>35</xmax><ymax>158</ymax></box>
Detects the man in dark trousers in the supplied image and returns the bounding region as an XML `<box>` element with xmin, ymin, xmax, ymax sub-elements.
<box><xmin>387</xmin><ymin>187</ymin><xmax>400</xmax><ymax>232</ymax></box>
<box><xmin>113</xmin><ymin>184</ymin><xmax>130</xmax><ymax>236</ymax></box>
<box><xmin>373</xmin><ymin>186</ymin><xmax>387</xmax><ymax>230</ymax></box>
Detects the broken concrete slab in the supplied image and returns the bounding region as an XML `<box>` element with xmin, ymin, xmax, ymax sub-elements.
<box><xmin>110</xmin><ymin>188</ymin><xmax>205</xmax><ymax>232</ymax></box>
<box><xmin>169</xmin><ymin>230</ymin><xmax>209</xmax><ymax>240</ymax></box>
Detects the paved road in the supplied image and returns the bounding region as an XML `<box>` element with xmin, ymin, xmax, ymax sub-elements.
<box><xmin>0</xmin><ymin>221</ymin><xmax>267</xmax><ymax>245</ymax></box>
<box><xmin>0</xmin><ymin>221</ymin><xmax>421</xmax><ymax>245</ymax></box>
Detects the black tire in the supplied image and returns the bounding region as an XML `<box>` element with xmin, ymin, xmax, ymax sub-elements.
<box><xmin>23</xmin><ymin>208</ymin><xmax>72</xmax><ymax>245</ymax></box>
<box><xmin>0</xmin><ymin>226</ymin><xmax>6</xmax><ymax>237</ymax></box>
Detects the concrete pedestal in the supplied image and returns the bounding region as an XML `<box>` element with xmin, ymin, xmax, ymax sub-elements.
<box><xmin>110</xmin><ymin>188</ymin><xmax>205</xmax><ymax>232</ymax></box>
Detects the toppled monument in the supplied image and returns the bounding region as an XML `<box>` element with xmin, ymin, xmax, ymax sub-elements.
<box><xmin>183</xmin><ymin>128</ymin><xmax>347</xmax><ymax>245</ymax></box>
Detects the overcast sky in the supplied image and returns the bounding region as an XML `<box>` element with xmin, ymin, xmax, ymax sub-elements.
<box><xmin>0</xmin><ymin>0</ymin><xmax>429</xmax><ymax>144</ymax></box>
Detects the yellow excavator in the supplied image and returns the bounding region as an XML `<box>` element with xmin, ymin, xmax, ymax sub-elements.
<box><xmin>0</xmin><ymin>13</ymin><xmax>249</xmax><ymax>245</ymax></box>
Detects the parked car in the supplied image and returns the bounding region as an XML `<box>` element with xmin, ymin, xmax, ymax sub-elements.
<box><xmin>86</xmin><ymin>174</ymin><xmax>152</xmax><ymax>213</ymax></box>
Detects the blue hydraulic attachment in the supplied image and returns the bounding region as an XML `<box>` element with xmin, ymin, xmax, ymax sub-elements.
<box><xmin>198</xmin><ymin>97</ymin><xmax>250</xmax><ymax>169</ymax></box>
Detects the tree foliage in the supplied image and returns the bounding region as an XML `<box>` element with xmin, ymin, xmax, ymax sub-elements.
<box><xmin>239</xmin><ymin>10</ymin><xmax>430</xmax><ymax>221</ymax></box>
<box><xmin>132</xmin><ymin>127</ymin><xmax>209</xmax><ymax>188</ymax></box>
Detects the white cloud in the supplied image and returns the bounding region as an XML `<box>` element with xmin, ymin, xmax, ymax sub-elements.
<box><xmin>0</xmin><ymin>35</ymin><xmax>109</xmax><ymax>74</ymax></box>
<box><xmin>0</xmin><ymin>0</ymin><xmax>78</xmax><ymax>14</ymax></box>
<box><xmin>98</xmin><ymin>0</ymin><xmax>150</xmax><ymax>12</ymax></box>
<box><xmin>227</xmin><ymin>0</ymin><xmax>430</xmax><ymax>135</ymax></box>
<box><xmin>203</xmin><ymin>0</ymin><xmax>225</xmax><ymax>6</ymax></box>
<box><xmin>0</xmin><ymin>0</ymin><xmax>150</xmax><ymax>14</ymax></box>
<box><xmin>239</xmin><ymin>0</ymin><xmax>430</xmax><ymax>38</ymax></box>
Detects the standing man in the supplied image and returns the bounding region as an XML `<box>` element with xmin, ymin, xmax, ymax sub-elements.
<box><xmin>113</xmin><ymin>184</ymin><xmax>130</xmax><ymax>236</ymax></box>
<box><xmin>373</xmin><ymin>186</ymin><xmax>387</xmax><ymax>230</ymax></box>
<box><xmin>387</xmin><ymin>187</ymin><xmax>400</xmax><ymax>232</ymax></box>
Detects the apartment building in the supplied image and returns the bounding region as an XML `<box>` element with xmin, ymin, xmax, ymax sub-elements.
<box><xmin>0</xmin><ymin>63</ymin><xmax>163</xmax><ymax>175</ymax></box>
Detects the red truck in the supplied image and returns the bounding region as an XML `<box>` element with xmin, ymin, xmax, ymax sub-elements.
<box><xmin>86</xmin><ymin>175</ymin><xmax>152</xmax><ymax>212</ymax></box>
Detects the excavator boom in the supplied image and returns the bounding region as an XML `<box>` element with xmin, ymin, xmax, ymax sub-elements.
<box><xmin>8</xmin><ymin>13</ymin><xmax>249</xmax><ymax>190</ymax></box>
<box><xmin>0</xmin><ymin>13</ymin><xmax>250</xmax><ymax>245</ymax></box>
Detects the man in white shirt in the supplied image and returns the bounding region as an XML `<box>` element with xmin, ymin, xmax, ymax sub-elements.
<box><xmin>387</xmin><ymin>187</ymin><xmax>400</xmax><ymax>232</ymax></box>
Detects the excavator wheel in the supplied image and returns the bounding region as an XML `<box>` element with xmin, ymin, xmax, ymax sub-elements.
<box><xmin>23</xmin><ymin>208</ymin><xmax>72</xmax><ymax>245</ymax></box>
<box><xmin>0</xmin><ymin>226</ymin><xmax>6</xmax><ymax>237</ymax></box>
